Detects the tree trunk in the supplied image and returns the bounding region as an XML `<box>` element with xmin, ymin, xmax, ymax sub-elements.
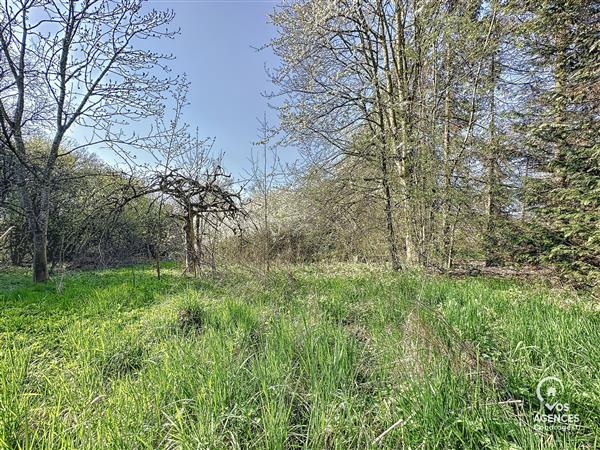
<box><xmin>26</xmin><ymin>187</ymin><xmax>51</xmax><ymax>282</ymax></box>
<box><xmin>16</xmin><ymin>172</ymin><xmax>51</xmax><ymax>282</ymax></box>
<box><xmin>32</xmin><ymin>228</ymin><xmax>49</xmax><ymax>282</ymax></box>
<box><xmin>9</xmin><ymin>223</ymin><xmax>25</xmax><ymax>266</ymax></box>
<box><xmin>380</xmin><ymin>151</ymin><xmax>402</xmax><ymax>271</ymax></box>
<box><xmin>183</xmin><ymin>207</ymin><xmax>196</xmax><ymax>276</ymax></box>
<box><xmin>441</xmin><ymin>33</ymin><xmax>453</xmax><ymax>270</ymax></box>
<box><xmin>484</xmin><ymin>51</ymin><xmax>499</xmax><ymax>267</ymax></box>
<box><xmin>155</xmin><ymin>200</ymin><xmax>163</xmax><ymax>279</ymax></box>
<box><xmin>195</xmin><ymin>213</ymin><xmax>204</xmax><ymax>270</ymax></box>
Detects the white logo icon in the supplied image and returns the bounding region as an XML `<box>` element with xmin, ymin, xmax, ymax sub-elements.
<box><xmin>536</xmin><ymin>376</ymin><xmax>564</xmax><ymax>411</ymax></box>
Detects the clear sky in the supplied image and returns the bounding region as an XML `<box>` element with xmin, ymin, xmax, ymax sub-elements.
<box><xmin>75</xmin><ymin>0</ymin><xmax>289</xmax><ymax>177</ymax></box>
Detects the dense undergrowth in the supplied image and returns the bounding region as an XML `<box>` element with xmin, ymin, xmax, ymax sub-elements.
<box><xmin>1</xmin><ymin>264</ymin><xmax>599</xmax><ymax>449</ymax></box>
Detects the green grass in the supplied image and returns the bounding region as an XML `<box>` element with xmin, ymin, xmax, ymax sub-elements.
<box><xmin>1</xmin><ymin>264</ymin><xmax>599</xmax><ymax>449</ymax></box>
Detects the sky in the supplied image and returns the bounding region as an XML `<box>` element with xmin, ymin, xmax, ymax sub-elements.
<box><xmin>74</xmin><ymin>0</ymin><xmax>290</xmax><ymax>178</ymax></box>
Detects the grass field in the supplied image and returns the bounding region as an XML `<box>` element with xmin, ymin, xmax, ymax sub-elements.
<box><xmin>1</xmin><ymin>264</ymin><xmax>599</xmax><ymax>449</ymax></box>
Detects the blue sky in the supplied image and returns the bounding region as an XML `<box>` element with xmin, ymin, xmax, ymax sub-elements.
<box><xmin>75</xmin><ymin>0</ymin><xmax>289</xmax><ymax>177</ymax></box>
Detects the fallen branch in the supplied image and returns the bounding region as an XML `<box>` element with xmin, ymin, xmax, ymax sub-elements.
<box><xmin>0</xmin><ymin>226</ymin><xmax>14</xmax><ymax>243</ymax></box>
<box><xmin>372</xmin><ymin>413</ymin><xmax>415</xmax><ymax>445</ymax></box>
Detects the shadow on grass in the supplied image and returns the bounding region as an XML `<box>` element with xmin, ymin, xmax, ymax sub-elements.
<box><xmin>0</xmin><ymin>263</ymin><xmax>201</xmax><ymax>339</ymax></box>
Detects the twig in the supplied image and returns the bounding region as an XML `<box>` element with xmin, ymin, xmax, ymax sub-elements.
<box><xmin>0</xmin><ymin>226</ymin><xmax>14</xmax><ymax>243</ymax></box>
<box><xmin>372</xmin><ymin>413</ymin><xmax>415</xmax><ymax>445</ymax></box>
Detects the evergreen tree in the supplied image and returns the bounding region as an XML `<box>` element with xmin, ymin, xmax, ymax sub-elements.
<box><xmin>523</xmin><ymin>0</ymin><xmax>599</xmax><ymax>287</ymax></box>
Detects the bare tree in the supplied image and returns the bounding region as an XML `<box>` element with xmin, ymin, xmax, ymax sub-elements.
<box><xmin>156</xmin><ymin>161</ymin><xmax>242</xmax><ymax>276</ymax></box>
<box><xmin>269</xmin><ymin>0</ymin><xmax>506</xmax><ymax>270</ymax></box>
<box><xmin>140</xmin><ymin>83</ymin><xmax>244</xmax><ymax>276</ymax></box>
<box><xmin>269</xmin><ymin>0</ymin><xmax>405</xmax><ymax>269</ymax></box>
<box><xmin>245</xmin><ymin>112</ymin><xmax>286</xmax><ymax>273</ymax></box>
<box><xmin>0</xmin><ymin>0</ymin><xmax>177</xmax><ymax>281</ymax></box>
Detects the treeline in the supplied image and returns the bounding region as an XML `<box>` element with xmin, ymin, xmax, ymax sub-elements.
<box><xmin>0</xmin><ymin>143</ymin><xmax>181</xmax><ymax>270</ymax></box>
<box><xmin>239</xmin><ymin>0</ymin><xmax>598</xmax><ymax>288</ymax></box>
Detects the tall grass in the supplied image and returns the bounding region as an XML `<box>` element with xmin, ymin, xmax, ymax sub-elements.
<box><xmin>0</xmin><ymin>264</ymin><xmax>598</xmax><ymax>448</ymax></box>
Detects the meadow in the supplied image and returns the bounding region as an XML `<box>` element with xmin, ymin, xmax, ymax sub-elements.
<box><xmin>0</xmin><ymin>264</ymin><xmax>599</xmax><ymax>449</ymax></box>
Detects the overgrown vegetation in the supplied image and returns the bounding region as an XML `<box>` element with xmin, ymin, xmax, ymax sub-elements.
<box><xmin>1</xmin><ymin>265</ymin><xmax>598</xmax><ymax>448</ymax></box>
